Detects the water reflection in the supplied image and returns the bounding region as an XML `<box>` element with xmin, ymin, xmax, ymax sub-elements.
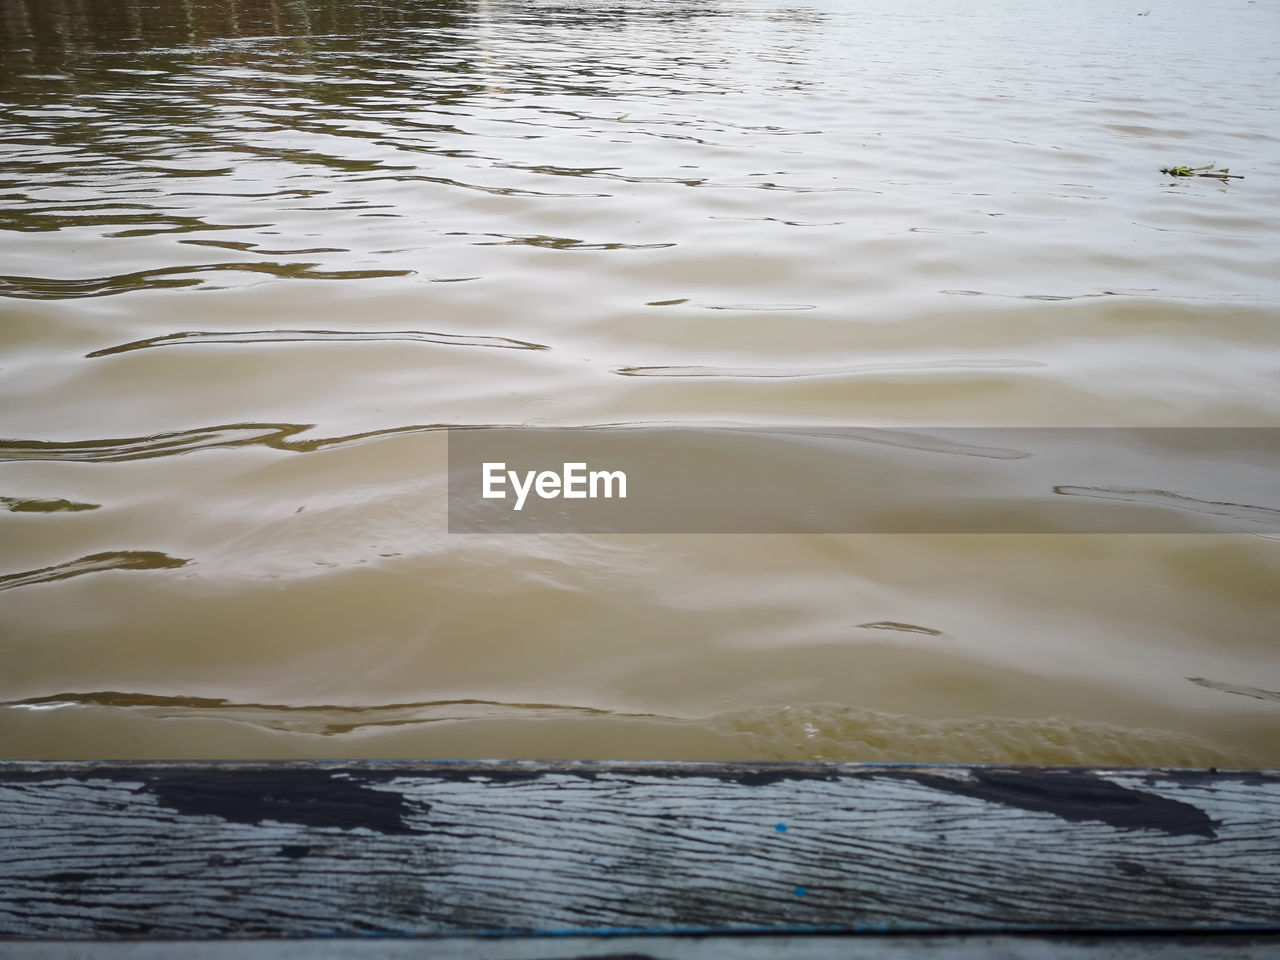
<box><xmin>0</xmin><ymin>0</ymin><xmax>468</xmax><ymax>60</ymax></box>
<box><xmin>2</xmin><ymin>0</ymin><xmax>1279</xmax><ymax>764</ymax></box>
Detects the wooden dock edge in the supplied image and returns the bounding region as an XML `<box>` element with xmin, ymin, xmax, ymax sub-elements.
<box><xmin>2</xmin><ymin>761</ymin><xmax>1278</xmax><ymax>943</ymax></box>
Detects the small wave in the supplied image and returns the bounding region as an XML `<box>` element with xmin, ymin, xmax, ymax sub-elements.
<box><xmin>1054</xmin><ymin>485</ymin><xmax>1280</xmax><ymax>529</ymax></box>
<box><xmin>942</xmin><ymin>288</ymin><xmax>1271</xmax><ymax>304</ymax></box>
<box><xmin>784</xmin><ymin>428</ymin><xmax>1031</xmax><ymax>461</ymax></box>
<box><xmin>499</xmin><ymin>164</ymin><xmax>878</xmax><ymax>194</ymax></box>
<box><xmin>941</xmin><ymin>289</ymin><xmax>1116</xmax><ymax>301</ymax></box>
<box><xmin>0</xmin><ymin>692</ymin><xmax>664</xmax><ymax>736</ymax></box>
<box><xmin>0</xmin><ymin>551</ymin><xmax>188</xmax><ymax>592</ymax></box>
<box><xmin>471</xmin><ymin>233</ymin><xmax>674</xmax><ymax>250</ymax></box>
<box><xmin>87</xmin><ymin>328</ymin><xmax>548</xmax><ymax>358</ymax></box>
<box><xmin>707</xmin><ymin>217</ymin><xmax>846</xmax><ymax>227</ymax></box>
<box><xmin>137</xmin><ymin>165</ymin><xmax>234</xmax><ymax>178</ymax></box>
<box><xmin>360</xmin><ymin>172</ymin><xmax>609</xmax><ymax>198</ymax></box>
<box><xmin>856</xmin><ymin>621</ymin><xmax>944</xmax><ymax>636</ymax></box>
<box><xmin>1188</xmin><ymin>677</ymin><xmax>1280</xmax><ymax>704</ymax></box>
<box><xmin>702</xmin><ymin>302</ymin><xmax>816</xmax><ymax>311</ymax></box>
<box><xmin>178</xmin><ymin>240</ymin><xmax>346</xmax><ymax>255</ymax></box>
<box><xmin>614</xmin><ymin>358</ymin><xmax>1040</xmax><ymax>378</ymax></box>
<box><xmin>709</xmin><ymin>703</ymin><xmax>1247</xmax><ymax>766</ymax></box>
<box><xmin>0</xmin><ymin>692</ymin><xmax>1254</xmax><ymax>765</ymax></box>
<box><xmin>0</xmin><ymin>262</ymin><xmax>413</xmax><ymax>300</ymax></box>
<box><xmin>8</xmin><ymin>692</ymin><xmax>1237</xmax><ymax>765</ymax></box>
<box><xmin>0</xmin><ymin>422</ymin><xmax>454</xmax><ymax>463</ymax></box>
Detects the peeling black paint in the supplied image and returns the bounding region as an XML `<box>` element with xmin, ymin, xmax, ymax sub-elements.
<box><xmin>0</xmin><ymin>761</ymin><xmax>1256</xmax><ymax>845</ymax></box>
<box><xmin>896</xmin><ymin>770</ymin><xmax>1218</xmax><ymax>838</ymax></box>
<box><xmin>38</xmin><ymin>872</ymin><xmax>92</xmax><ymax>884</ymax></box>
<box><xmin>278</xmin><ymin>844</ymin><xmax>312</xmax><ymax>859</ymax></box>
<box><xmin>143</xmin><ymin>770</ymin><xmax>424</xmax><ymax>835</ymax></box>
<box><xmin>97</xmin><ymin>920</ymin><xmax>157</xmax><ymax>937</ymax></box>
<box><xmin>374</xmin><ymin>767</ymin><xmax>580</xmax><ymax>784</ymax></box>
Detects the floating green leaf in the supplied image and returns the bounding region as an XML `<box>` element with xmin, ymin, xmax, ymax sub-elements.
<box><xmin>1160</xmin><ymin>163</ymin><xmax>1244</xmax><ymax>181</ymax></box>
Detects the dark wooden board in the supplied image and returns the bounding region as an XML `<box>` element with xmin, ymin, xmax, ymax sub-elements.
<box><xmin>2</xmin><ymin>761</ymin><xmax>1277</xmax><ymax>940</ymax></box>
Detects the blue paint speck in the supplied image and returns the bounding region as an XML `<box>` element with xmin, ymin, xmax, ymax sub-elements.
<box><xmin>775</xmin><ymin>823</ymin><xmax>787</xmax><ymax>833</ymax></box>
<box><xmin>794</xmin><ymin>886</ymin><xmax>807</xmax><ymax>898</ymax></box>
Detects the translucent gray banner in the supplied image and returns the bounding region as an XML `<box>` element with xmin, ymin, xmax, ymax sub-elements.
<box><xmin>447</xmin><ymin>427</ymin><xmax>1280</xmax><ymax>534</ymax></box>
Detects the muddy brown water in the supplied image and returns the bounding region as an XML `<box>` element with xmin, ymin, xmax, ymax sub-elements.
<box><xmin>1</xmin><ymin>0</ymin><xmax>1278</xmax><ymax>765</ymax></box>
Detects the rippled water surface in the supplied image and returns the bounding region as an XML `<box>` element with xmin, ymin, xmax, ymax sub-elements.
<box><xmin>2</xmin><ymin>0</ymin><xmax>1279</xmax><ymax>764</ymax></box>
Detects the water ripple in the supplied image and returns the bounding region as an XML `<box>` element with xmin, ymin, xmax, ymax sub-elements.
<box><xmin>856</xmin><ymin>621</ymin><xmax>944</xmax><ymax>636</ymax></box>
<box><xmin>0</xmin><ymin>691</ymin><xmax>666</xmax><ymax>737</ymax></box>
<box><xmin>1188</xmin><ymin>678</ymin><xmax>1280</xmax><ymax>704</ymax></box>
<box><xmin>179</xmin><ymin>239</ymin><xmax>346</xmax><ymax>255</ymax></box>
<box><xmin>0</xmin><ymin>263</ymin><xmax>413</xmax><ymax>300</ymax></box>
<box><xmin>3</xmin><ymin>0</ymin><xmax>1280</xmax><ymax>765</ymax></box>
<box><xmin>0</xmin><ymin>422</ymin><xmax>451</xmax><ymax>463</ymax></box>
<box><xmin>702</xmin><ymin>302</ymin><xmax>816</xmax><ymax>311</ymax></box>
<box><xmin>87</xmin><ymin>329</ymin><xmax>548</xmax><ymax>358</ymax></box>
<box><xmin>942</xmin><ymin>289</ymin><xmax>1274</xmax><ymax>304</ymax></box>
<box><xmin>710</xmin><ymin>703</ymin><xmax>1245</xmax><ymax>766</ymax></box>
<box><xmin>0</xmin><ymin>552</ymin><xmax>189</xmax><ymax>593</ymax></box>
<box><xmin>1053</xmin><ymin>485</ymin><xmax>1280</xmax><ymax>529</ymax></box>
<box><xmin>614</xmin><ymin>358</ymin><xmax>1041</xmax><ymax>378</ymax></box>
<box><xmin>469</xmin><ymin>233</ymin><xmax>674</xmax><ymax>250</ymax></box>
<box><xmin>359</xmin><ymin>173</ymin><xmax>609</xmax><ymax>198</ymax></box>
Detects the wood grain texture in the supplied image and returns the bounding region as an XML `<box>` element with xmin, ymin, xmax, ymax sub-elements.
<box><xmin>1</xmin><ymin>761</ymin><xmax>1277</xmax><ymax>939</ymax></box>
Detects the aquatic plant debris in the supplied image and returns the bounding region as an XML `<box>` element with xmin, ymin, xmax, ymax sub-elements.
<box><xmin>1160</xmin><ymin>163</ymin><xmax>1243</xmax><ymax>180</ymax></box>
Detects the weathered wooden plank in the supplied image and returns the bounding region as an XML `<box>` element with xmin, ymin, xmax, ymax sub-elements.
<box><xmin>1</xmin><ymin>762</ymin><xmax>1277</xmax><ymax>940</ymax></box>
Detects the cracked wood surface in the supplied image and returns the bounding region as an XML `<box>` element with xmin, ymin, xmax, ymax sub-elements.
<box><xmin>1</xmin><ymin>761</ymin><xmax>1277</xmax><ymax>939</ymax></box>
